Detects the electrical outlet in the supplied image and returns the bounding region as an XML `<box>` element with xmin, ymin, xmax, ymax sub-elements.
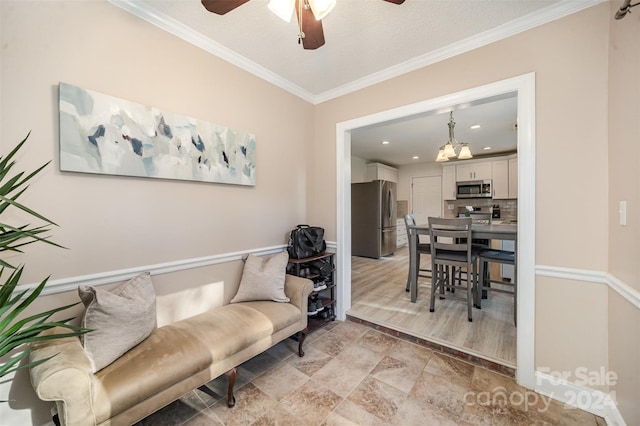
<box><xmin>448</xmin><ymin>204</ymin><xmax>454</xmax><ymax>210</ymax></box>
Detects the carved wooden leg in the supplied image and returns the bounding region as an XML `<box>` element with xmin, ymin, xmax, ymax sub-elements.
<box><xmin>226</xmin><ymin>367</ymin><xmax>237</xmax><ymax>408</ymax></box>
<box><xmin>297</xmin><ymin>329</ymin><xmax>308</xmax><ymax>357</ymax></box>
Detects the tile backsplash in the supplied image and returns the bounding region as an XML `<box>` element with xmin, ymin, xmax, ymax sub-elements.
<box><xmin>444</xmin><ymin>198</ymin><xmax>518</xmax><ymax>220</ymax></box>
<box><xmin>397</xmin><ymin>200</ymin><xmax>408</xmax><ymax>218</ymax></box>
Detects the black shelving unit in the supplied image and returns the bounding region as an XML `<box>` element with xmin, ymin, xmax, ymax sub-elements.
<box><xmin>287</xmin><ymin>251</ymin><xmax>336</xmax><ymax>333</ymax></box>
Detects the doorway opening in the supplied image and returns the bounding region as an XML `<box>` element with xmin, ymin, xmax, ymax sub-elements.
<box><xmin>335</xmin><ymin>73</ymin><xmax>536</xmax><ymax>389</ymax></box>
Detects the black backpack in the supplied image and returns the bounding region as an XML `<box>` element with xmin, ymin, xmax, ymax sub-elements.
<box><xmin>287</xmin><ymin>225</ymin><xmax>326</xmax><ymax>259</ymax></box>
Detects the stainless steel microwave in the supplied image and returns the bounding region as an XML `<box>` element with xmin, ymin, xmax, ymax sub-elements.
<box><xmin>456</xmin><ymin>180</ymin><xmax>492</xmax><ymax>199</ymax></box>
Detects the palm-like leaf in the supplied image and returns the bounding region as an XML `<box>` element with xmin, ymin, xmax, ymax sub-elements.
<box><xmin>0</xmin><ymin>132</ymin><xmax>88</xmax><ymax>379</ymax></box>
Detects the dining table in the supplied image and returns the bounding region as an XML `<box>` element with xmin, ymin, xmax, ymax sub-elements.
<box><xmin>407</xmin><ymin>222</ymin><xmax>518</xmax><ymax>303</ymax></box>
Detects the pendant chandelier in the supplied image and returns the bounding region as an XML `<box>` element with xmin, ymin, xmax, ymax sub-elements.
<box><xmin>435</xmin><ymin>112</ymin><xmax>473</xmax><ymax>162</ymax></box>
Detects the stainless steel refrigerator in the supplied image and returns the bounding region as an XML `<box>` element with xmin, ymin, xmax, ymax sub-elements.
<box><xmin>351</xmin><ymin>180</ymin><xmax>397</xmax><ymax>258</ymax></box>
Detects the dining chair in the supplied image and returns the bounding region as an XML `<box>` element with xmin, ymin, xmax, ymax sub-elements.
<box><xmin>475</xmin><ymin>247</ymin><xmax>517</xmax><ymax>326</ymax></box>
<box><xmin>428</xmin><ymin>217</ymin><xmax>478</xmax><ymax>322</ymax></box>
<box><xmin>404</xmin><ymin>214</ymin><xmax>431</xmax><ymax>294</ymax></box>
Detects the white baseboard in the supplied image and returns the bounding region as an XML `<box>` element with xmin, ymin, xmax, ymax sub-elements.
<box><xmin>535</xmin><ymin>372</ymin><xmax>626</xmax><ymax>426</ymax></box>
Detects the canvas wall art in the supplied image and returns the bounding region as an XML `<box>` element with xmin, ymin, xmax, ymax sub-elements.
<box><xmin>59</xmin><ymin>82</ymin><xmax>256</xmax><ymax>186</ymax></box>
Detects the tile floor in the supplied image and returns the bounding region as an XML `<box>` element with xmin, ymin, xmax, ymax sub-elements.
<box><xmin>137</xmin><ymin>320</ymin><xmax>605</xmax><ymax>426</ymax></box>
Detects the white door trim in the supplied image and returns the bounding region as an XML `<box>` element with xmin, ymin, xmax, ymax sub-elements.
<box><xmin>336</xmin><ymin>73</ymin><xmax>536</xmax><ymax>389</ymax></box>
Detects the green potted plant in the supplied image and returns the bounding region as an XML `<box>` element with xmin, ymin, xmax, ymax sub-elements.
<box><xmin>0</xmin><ymin>132</ymin><xmax>87</xmax><ymax>379</ymax></box>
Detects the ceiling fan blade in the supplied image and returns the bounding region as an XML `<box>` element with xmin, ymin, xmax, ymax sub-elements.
<box><xmin>201</xmin><ymin>0</ymin><xmax>251</xmax><ymax>15</ymax></box>
<box><xmin>295</xmin><ymin>0</ymin><xmax>325</xmax><ymax>50</ymax></box>
<box><xmin>383</xmin><ymin>0</ymin><xmax>405</xmax><ymax>4</ymax></box>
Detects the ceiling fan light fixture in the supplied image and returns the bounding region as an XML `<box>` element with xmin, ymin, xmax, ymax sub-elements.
<box><xmin>307</xmin><ymin>0</ymin><xmax>336</xmax><ymax>20</ymax></box>
<box><xmin>268</xmin><ymin>0</ymin><xmax>296</xmax><ymax>21</ymax></box>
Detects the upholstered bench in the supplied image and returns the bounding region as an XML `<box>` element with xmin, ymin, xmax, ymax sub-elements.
<box><xmin>29</xmin><ymin>253</ymin><xmax>313</xmax><ymax>426</ymax></box>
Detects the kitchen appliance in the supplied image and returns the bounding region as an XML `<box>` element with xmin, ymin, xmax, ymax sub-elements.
<box><xmin>351</xmin><ymin>180</ymin><xmax>397</xmax><ymax>258</ymax></box>
<box><xmin>456</xmin><ymin>180</ymin><xmax>492</xmax><ymax>199</ymax></box>
<box><xmin>492</xmin><ymin>204</ymin><xmax>501</xmax><ymax>218</ymax></box>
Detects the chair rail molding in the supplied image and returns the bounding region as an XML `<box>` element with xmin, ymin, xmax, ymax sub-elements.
<box><xmin>535</xmin><ymin>264</ymin><xmax>640</xmax><ymax>310</ymax></box>
<box><xmin>23</xmin><ymin>241</ymin><xmax>338</xmax><ymax>298</ymax></box>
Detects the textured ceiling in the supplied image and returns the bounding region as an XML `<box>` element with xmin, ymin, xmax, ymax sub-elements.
<box><xmin>351</xmin><ymin>94</ymin><xmax>518</xmax><ymax>167</ymax></box>
<box><xmin>110</xmin><ymin>0</ymin><xmax>602</xmax><ymax>164</ymax></box>
<box><xmin>110</xmin><ymin>0</ymin><xmax>603</xmax><ymax>103</ymax></box>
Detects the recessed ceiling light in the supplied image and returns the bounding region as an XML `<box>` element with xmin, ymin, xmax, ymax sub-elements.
<box><xmin>381</xmin><ymin>140</ymin><xmax>390</xmax><ymax>145</ymax></box>
<box><xmin>470</xmin><ymin>124</ymin><xmax>481</xmax><ymax>130</ymax></box>
<box><xmin>483</xmin><ymin>146</ymin><xmax>492</xmax><ymax>150</ymax></box>
<box><xmin>412</xmin><ymin>156</ymin><xmax>419</xmax><ymax>160</ymax></box>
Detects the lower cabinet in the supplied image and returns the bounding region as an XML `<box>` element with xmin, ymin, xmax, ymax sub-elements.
<box><xmin>287</xmin><ymin>252</ymin><xmax>336</xmax><ymax>333</ymax></box>
<box><xmin>396</xmin><ymin>218</ymin><xmax>408</xmax><ymax>248</ymax></box>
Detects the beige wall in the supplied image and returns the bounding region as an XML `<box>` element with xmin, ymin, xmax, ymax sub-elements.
<box><xmin>607</xmin><ymin>1</ymin><xmax>640</xmax><ymax>423</ymax></box>
<box><xmin>0</xmin><ymin>1</ymin><xmax>313</xmax><ymax>423</ymax></box>
<box><xmin>1</xmin><ymin>1</ymin><xmax>313</xmax><ymax>284</ymax></box>
<box><xmin>311</xmin><ymin>0</ymin><xmax>614</xmax><ymax>411</ymax></box>
<box><xmin>2</xmin><ymin>0</ymin><xmax>639</xmax><ymax>424</ymax></box>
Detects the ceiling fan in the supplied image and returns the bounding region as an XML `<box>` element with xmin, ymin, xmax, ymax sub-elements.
<box><xmin>201</xmin><ymin>0</ymin><xmax>405</xmax><ymax>50</ymax></box>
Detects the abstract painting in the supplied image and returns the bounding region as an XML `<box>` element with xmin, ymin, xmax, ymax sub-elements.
<box><xmin>59</xmin><ymin>82</ymin><xmax>256</xmax><ymax>186</ymax></box>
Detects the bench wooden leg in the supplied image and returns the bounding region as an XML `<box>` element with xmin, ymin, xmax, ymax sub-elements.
<box><xmin>226</xmin><ymin>367</ymin><xmax>237</xmax><ymax>407</ymax></box>
<box><xmin>297</xmin><ymin>329</ymin><xmax>308</xmax><ymax>357</ymax></box>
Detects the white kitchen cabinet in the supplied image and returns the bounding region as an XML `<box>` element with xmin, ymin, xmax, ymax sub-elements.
<box><xmin>396</xmin><ymin>218</ymin><xmax>407</xmax><ymax>248</ymax></box>
<box><xmin>456</xmin><ymin>162</ymin><xmax>492</xmax><ymax>181</ymax></box>
<box><xmin>442</xmin><ymin>164</ymin><xmax>457</xmax><ymax>200</ymax></box>
<box><xmin>492</xmin><ymin>159</ymin><xmax>509</xmax><ymax>199</ymax></box>
<box><xmin>508</xmin><ymin>157</ymin><xmax>518</xmax><ymax>199</ymax></box>
<box><xmin>366</xmin><ymin>162</ymin><xmax>398</xmax><ymax>183</ymax></box>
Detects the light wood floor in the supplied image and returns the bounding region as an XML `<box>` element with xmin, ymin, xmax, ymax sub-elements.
<box><xmin>347</xmin><ymin>246</ymin><xmax>516</xmax><ymax>367</ymax></box>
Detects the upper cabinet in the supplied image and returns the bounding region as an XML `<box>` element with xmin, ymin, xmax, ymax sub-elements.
<box><xmin>492</xmin><ymin>159</ymin><xmax>509</xmax><ymax>199</ymax></box>
<box><xmin>441</xmin><ymin>154</ymin><xmax>517</xmax><ymax>200</ymax></box>
<box><xmin>366</xmin><ymin>162</ymin><xmax>398</xmax><ymax>183</ymax></box>
<box><xmin>456</xmin><ymin>162</ymin><xmax>492</xmax><ymax>181</ymax></box>
<box><xmin>508</xmin><ymin>157</ymin><xmax>518</xmax><ymax>199</ymax></box>
<box><xmin>442</xmin><ymin>164</ymin><xmax>457</xmax><ymax>201</ymax></box>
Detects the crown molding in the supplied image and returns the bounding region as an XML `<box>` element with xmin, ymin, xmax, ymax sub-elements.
<box><xmin>110</xmin><ymin>0</ymin><xmax>605</xmax><ymax>105</ymax></box>
<box><xmin>314</xmin><ymin>0</ymin><xmax>606</xmax><ymax>103</ymax></box>
<box><xmin>107</xmin><ymin>0</ymin><xmax>317</xmax><ymax>103</ymax></box>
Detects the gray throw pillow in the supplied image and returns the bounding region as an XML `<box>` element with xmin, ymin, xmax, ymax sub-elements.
<box><xmin>230</xmin><ymin>251</ymin><xmax>290</xmax><ymax>303</ymax></box>
<box><xmin>78</xmin><ymin>272</ymin><xmax>157</xmax><ymax>372</ymax></box>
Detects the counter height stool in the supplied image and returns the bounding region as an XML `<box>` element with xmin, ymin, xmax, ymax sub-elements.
<box><xmin>475</xmin><ymin>247</ymin><xmax>517</xmax><ymax>326</ymax></box>
<box><xmin>428</xmin><ymin>217</ymin><xmax>478</xmax><ymax>322</ymax></box>
<box><xmin>404</xmin><ymin>214</ymin><xmax>431</xmax><ymax>294</ymax></box>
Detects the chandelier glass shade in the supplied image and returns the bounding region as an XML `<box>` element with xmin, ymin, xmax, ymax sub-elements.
<box><xmin>435</xmin><ymin>112</ymin><xmax>473</xmax><ymax>162</ymax></box>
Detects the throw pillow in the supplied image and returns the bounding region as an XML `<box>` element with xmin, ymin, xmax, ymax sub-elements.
<box><xmin>230</xmin><ymin>251</ymin><xmax>290</xmax><ymax>303</ymax></box>
<box><xmin>78</xmin><ymin>272</ymin><xmax>157</xmax><ymax>372</ymax></box>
